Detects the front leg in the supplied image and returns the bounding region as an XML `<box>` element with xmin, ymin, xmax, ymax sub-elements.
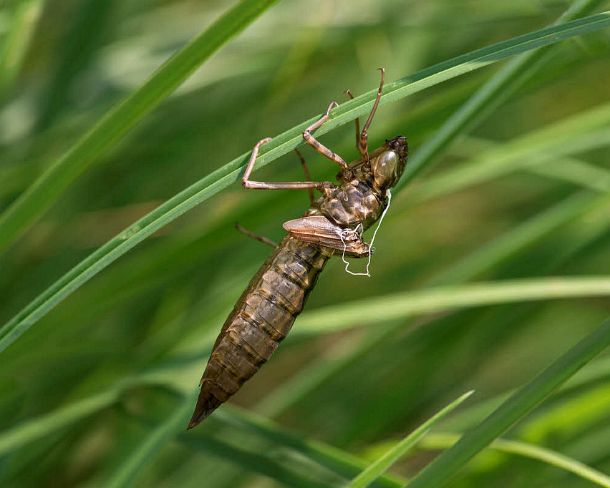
<box><xmin>242</xmin><ymin>138</ymin><xmax>334</xmax><ymax>192</ymax></box>
<box><xmin>302</xmin><ymin>102</ymin><xmax>349</xmax><ymax>170</ymax></box>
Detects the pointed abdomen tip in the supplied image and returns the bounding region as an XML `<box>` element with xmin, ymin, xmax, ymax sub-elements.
<box><xmin>186</xmin><ymin>390</ymin><xmax>224</xmax><ymax>430</ymax></box>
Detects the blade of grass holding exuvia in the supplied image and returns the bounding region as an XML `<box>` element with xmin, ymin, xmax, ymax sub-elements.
<box><xmin>418</xmin><ymin>432</ymin><xmax>610</xmax><ymax>488</ymax></box>
<box><xmin>347</xmin><ymin>391</ymin><xmax>474</xmax><ymax>488</ymax></box>
<box><xmin>2</xmin><ymin>14</ymin><xmax>610</xmax><ymax>355</ymax></box>
<box><xmin>406</xmin><ymin>317</ymin><xmax>610</xmax><ymax>488</ymax></box>
<box><xmin>396</xmin><ymin>0</ymin><xmax>608</xmax><ymax>191</ymax></box>
<box><xmin>0</xmin><ymin>0</ymin><xmax>281</xmax><ymax>253</ymax></box>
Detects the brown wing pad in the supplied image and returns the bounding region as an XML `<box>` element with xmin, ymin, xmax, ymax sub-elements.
<box><xmin>283</xmin><ymin>215</ymin><xmax>370</xmax><ymax>257</ymax></box>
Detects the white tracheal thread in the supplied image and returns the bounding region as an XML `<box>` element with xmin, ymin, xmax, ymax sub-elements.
<box><xmin>340</xmin><ymin>189</ymin><xmax>392</xmax><ymax>277</ymax></box>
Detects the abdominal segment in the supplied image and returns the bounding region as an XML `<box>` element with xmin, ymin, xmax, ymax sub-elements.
<box><xmin>188</xmin><ymin>237</ymin><xmax>330</xmax><ymax>429</ymax></box>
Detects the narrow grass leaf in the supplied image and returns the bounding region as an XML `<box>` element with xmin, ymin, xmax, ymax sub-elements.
<box><xmin>0</xmin><ymin>0</ymin><xmax>280</xmax><ymax>252</ymax></box>
<box><xmin>105</xmin><ymin>393</ymin><xmax>195</xmax><ymax>488</ymax></box>
<box><xmin>529</xmin><ymin>157</ymin><xmax>610</xmax><ymax>191</ymax></box>
<box><xmin>2</xmin><ymin>13</ymin><xmax>610</xmax><ymax>355</ymax></box>
<box><xmin>216</xmin><ymin>407</ymin><xmax>405</xmax><ymax>488</ymax></box>
<box><xmin>296</xmin><ymin>277</ymin><xmax>610</xmax><ymax>334</ymax></box>
<box><xmin>347</xmin><ymin>391</ymin><xmax>474</xmax><ymax>488</ymax></box>
<box><xmin>0</xmin><ymin>388</ymin><xmax>120</xmax><ymax>457</ymax></box>
<box><xmin>411</xmin><ymin>103</ymin><xmax>610</xmax><ymax>202</ymax></box>
<box><xmin>178</xmin><ymin>433</ymin><xmax>334</xmax><ymax>488</ymax></box>
<box><xmin>406</xmin><ymin>317</ymin><xmax>610</xmax><ymax>488</ymax></box>
<box><xmin>430</xmin><ymin>193</ymin><xmax>610</xmax><ymax>285</ymax></box>
<box><xmin>420</xmin><ymin>433</ymin><xmax>610</xmax><ymax>488</ymax></box>
<box><xmin>0</xmin><ymin>0</ymin><xmax>43</xmax><ymax>96</ymax></box>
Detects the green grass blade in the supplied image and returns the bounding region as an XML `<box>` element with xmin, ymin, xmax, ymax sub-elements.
<box><xmin>411</xmin><ymin>103</ymin><xmax>610</xmax><ymax>202</ymax></box>
<box><xmin>0</xmin><ymin>0</ymin><xmax>280</xmax><ymax>252</ymax></box>
<box><xmin>296</xmin><ymin>277</ymin><xmax>610</xmax><ymax>335</ymax></box>
<box><xmin>445</xmin><ymin>135</ymin><xmax>610</xmax><ymax>194</ymax></box>
<box><xmin>528</xmin><ymin>157</ymin><xmax>610</xmax><ymax>191</ymax></box>
<box><xmin>0</xmin><ymin>388</ymin><xmax>120</xmax><ymax>457</ymax></box>
<box><xmin>0</xmin><ymin>382</ymin><xmax>404</xmax><ymax>488</ymax></box>
<box><xmin>105</xmin><ymin>393</ymin><xmax>196</xmax><ymax>488</ymax></box>
<box><xmin>177</xmin><ymin>433</ymin><xmax>334</xmax><ymax>488</ymax></box>
<box><xmin>347</xmin><ymin>391</ymin><xmax>474</xmax><ymax>488</ymax></box>
<box><xmin>0</xmin><ymin>375</ymin><xmax>170</xmax><ymax>457</ymax></box>
<box><xmin>216</xmin><ymin>407</ymin><xmax>406</xmax><ymax>488</ymax></box>
<box><xmin>2</xmin><ymin>13</ymin><xmax>610</xmax><ymax>355</ymax></box>
<box><xmin>430</xmin><ymin>193</ymin><xmax>609</xmax><ymax>285</ymax></box>
<box><xmin>406</xmin><ymin>317</ymin><xmax>610</xmax><ymax>488</ymax></box>
<box><xmin>0</xmin><ymin>0</ymin><xmax>43</xmax><ymax>97</ymax></box>
<box><xmin>421</xmin><ymin>433</ymin><xmax>610</xmax><ymax>488</ymax></box>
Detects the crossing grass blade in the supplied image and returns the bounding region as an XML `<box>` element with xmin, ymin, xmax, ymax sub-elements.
<box><xmin>419</xmin><ymin>433</ymin><xmax>610</xmax><ymax>488</ymax></box>
<box><xmin>347</xmin><ymin>391</ymin><xmax>474</xmax><ymax>488</ymax></box>
<box><xmin>410</xmin><ymin>102</ymin><xmax>610</xmax><ymax>202</ymax></box>
<box><xmin>104</xmin><ymin>392</ymin><xmax>197</xmax><ymax>488</ymax></box>
<box><xmin>295</xmin><ymin>277</ymin><xmax>610</xmax><ymax>335</ymax></box>
<box><xmin>2</xmin><ymin>11</ymin><xmax>610</xmax><ymax>354</ymax></box>
<box><xmin>406</xmin><ymin>317</ymin><xmax>610</xmax><ymax>488</ymax></box>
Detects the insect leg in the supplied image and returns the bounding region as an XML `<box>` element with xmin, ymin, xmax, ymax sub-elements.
<box><xmin>242</xmin><ymin>138</ymin><xmax>334</xmax><ymax>192</ymax></box>
<box><xmin>344</xmin><ymin>89</ymin><xmax>361</xmax><ymax>154</ymax></box>
<box><xmin>235</xmin><ymin>223</ymin><xmax>277</xmax><ymax>248</ymax></box>
<box><xmin>294</xmin><ymin>149</ymin><xmax>315</xmax><ymax>205</ymax></box>
<box><xmin>302</xmin><ymin>102</ymin><xmax>349</xmax><ymax>170</ymax></box>
<box><xmin>358</xmin><ymin>67</ymin><xmax>385</xmax><ymax>161</ymax></box>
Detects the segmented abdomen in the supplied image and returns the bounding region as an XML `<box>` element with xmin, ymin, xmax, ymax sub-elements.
<box><xmin>188</xmin><ymin>236</ymin><xmax>331</xmax><ymax>428</ymax></box>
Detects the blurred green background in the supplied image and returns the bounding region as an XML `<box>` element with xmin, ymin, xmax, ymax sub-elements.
<box><xmin>1</xmin><ymin>0</ymin><xmax>610</xmax><ymax>486</ymax></box>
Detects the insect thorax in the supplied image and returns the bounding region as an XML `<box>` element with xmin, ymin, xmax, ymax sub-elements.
<box><xmin>313</xmin><ymin>180</ymin><xmax>385</xmax><ymax>229</ymax></box>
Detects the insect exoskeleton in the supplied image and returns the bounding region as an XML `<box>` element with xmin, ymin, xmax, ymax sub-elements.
<box><xmin>188</xmin><ymin>69</ymin><xmax>408</xmax><ymax>429</ymax></box>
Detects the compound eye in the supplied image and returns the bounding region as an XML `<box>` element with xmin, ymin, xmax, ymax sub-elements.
<box><xmin>372</xmin><ymin>150</ymin><xmax>398</xmax><ymax>187</ymax></box>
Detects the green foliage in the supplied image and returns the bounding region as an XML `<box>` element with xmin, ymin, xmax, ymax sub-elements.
<box><xmin>1</xmin><ymin>0</ymin><xmax>610</xmax><ymax>486</ymax></box>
